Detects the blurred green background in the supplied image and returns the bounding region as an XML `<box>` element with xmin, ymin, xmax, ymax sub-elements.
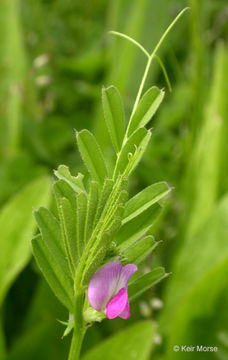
<box><xmin>0</xmin><ymin>0</ymin><xmax>228</xmax><ymax>359</ymax></box>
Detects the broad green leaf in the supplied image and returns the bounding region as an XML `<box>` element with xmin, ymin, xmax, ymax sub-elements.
<box><xmin>77</xmin><ymin>130</ymin><xmax>108</xmax><ymax>184</ymax></box>
<box><xmin>58</xmin><ymin>197</ymin><xmax>78</xmax><ymax>271</ymax></box>
<box><xmin>31</xmin><ymin>234</ymin><xmax>74</xmax><ymax>311</ymax></box>
<box><xmin>82</xmin><ymin>321</ymin><xmax>154</xmax><ymax>360</ymax></box>
<box><xmin>127</xmin><ymin>87</ymin><xmax>165</xmax><ymax>137</ymax></box>
<box><xmin>102</xmin><ymin>85</ymin><xmax>125</xmax><ymax>153</ymax></box>
<box><xmin>128</xmin><ymin>267</ymin><xmax>167</xmax><ymax>302</ymax></box>
<box><xmin>123</xmin><ymin>181</ymin><xmax>171</xmax><ymax>224</ymax></box>
<box><xmin>0</xmin><ymin>176</ymin><xmax>50</xmax><ymax>306</ymax></box>
<box><xmin>54</xmin><ymin>165</ymin><xmax>85</xmax><ymax>193</ymax></box>
<box><xmin>122</xmin><ymin>236</ymin><xmax>161</xmax><ymax>265</ymax></box>
<box><xmin>160</xmin><ymin>195</ymin><xmax>228</xmax><ymax>359</ymax></box>
<box><xmin>114</xmin><ymin>127</ymin><xmax>151</xmax><ymax>179</ymax></box>
<box><xmin>116</xmin><ymin>203</ymin><xmax>162</xmax><ymax>250</ymax></box>
<box><xmin>84</xmin><ymin>181</ymin><xmax>99</xmax><ymax>243</ymax></box>
<box><xmin>76</xmin><ymin>191</ymin><xmax>87</xmax><ymax>255</ymax></box>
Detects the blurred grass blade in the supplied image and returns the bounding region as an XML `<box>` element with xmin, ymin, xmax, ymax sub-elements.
<box><xmin>123</xmin><ymin>181</ymin><xmax>171</xmax><ymax>224</ymax></box>
<box><xmin>127</xmin><ymin>87</ymin><xmax>165</xmax><ymax>137</ymax></box>
<box><xmin>82</xmin><ymin>321</ymin><xmax>154</xmax><ymax>360</ymax></box>
<box><xmin>128</xmin><ymin>267</ymin><xmax>167</xmax><ymax>302</ymax></box>
<box><xmin>54</xmin><ymin>165</ymin><xmax>85</xmax><ymax>193</ymax></box>
<box><xmin>114</xmin><ymin>127</ymin><xmax>151</xmax><ymax>179</ymax></box>
<box><xmin>0</xmin><ymin>176</ymin><xmax>50</xmax><ymax>305</ymax></box>
<box><xmin>0</xmin><ymin>0</ymin><xmax>25</xmax><ymax>158</ymax></box>
<box><xmin>116</xmin><ymin>203</ymin><xmax>162</xmax><ymax>250</ymax></box>
<box><xmin>102</xmin><ymin>86</ymin><xmax>125</xmax><ymax>153</ymax></box>
<box><xmin>160</xmin><ymin>194</ymin><xmax>228</xmax><ymax>358</ymax></box>
<box><xmin>76</xmin><ymin>130</ymin><xmax>108</xmax><ymax>184</ymax></box>
<box><xmin>31</xmin><ymin>234</ymin><xmax>74</xmax><ymax>311</ymax></box>
<box><xmin>122</xmin><ymin>235</ymin><xmax>161</xmax><ymax>265</ymax></box>
<box><xmin>185</xmin><ymin>43</ymin><xmax>227</xmax><ymax>238</ymax></box>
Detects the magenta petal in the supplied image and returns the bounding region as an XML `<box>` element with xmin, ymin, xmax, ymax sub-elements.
<box><xmin>116</xmin><ymin>264</ymin><xmax>138</xmax><ymax>292</ymax></box>
<box><xmin>106</xmin><ymin>288</ymin><xmax>128</xmax><ymax>319</ymax></box>
<box><xmin>119</xmin><ymin>300</ymin><xmax>130</xmax><ymax>320</ymax></box>
<box><xmin>87</xmin><ymin>262</ymin><xmax>122</xmax><ymax>311</ymax></box>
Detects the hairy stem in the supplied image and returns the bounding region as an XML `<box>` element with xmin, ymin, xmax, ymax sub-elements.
<box><xmin>68</xmin><ymin>291</ymin><xmax>86</xmax><ymax>360</ymax></box>
<box><xmin>68</xmin><ymin>328</ymin><xmax>86</xmax><ymax>360</ymax></box>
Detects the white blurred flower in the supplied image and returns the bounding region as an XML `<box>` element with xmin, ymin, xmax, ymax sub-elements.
<box><xmin>35</xmin><ymin>75</ymin><xmax>51</xmax><ymax>87</ymax></box>
<box><xmin>33</xmin><ymin>54</ymin><xmax>50</xmax><ymax>69</ymax></box>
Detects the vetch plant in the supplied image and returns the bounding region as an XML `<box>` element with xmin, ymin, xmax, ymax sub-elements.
<box><xmin>31</xmin><ymin>8</ymin><xmax>189</xmax><ymax>360</ymax></box>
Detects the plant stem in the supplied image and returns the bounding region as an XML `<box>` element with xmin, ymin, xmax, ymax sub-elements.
<box><xmin>68</xmin><ymin>291</ymin><xmax>86</xmax><ymax>360</ymax></box>
<box><xmin>130</xmin><ymin>55</ymin><xmax>152</xmax><ymax>118</ymax></box>
<box><xmin>68</xmin><ymin>327</ymin><xmax>86</xmax><ymax>360</ymax></box>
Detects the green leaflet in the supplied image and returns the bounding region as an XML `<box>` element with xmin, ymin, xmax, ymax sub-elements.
<box><xmin>31</xmin><ymin>234</ymin><xmax>74</xmax><ymax>312</ymax></box>
<box><xmin>82</xmin><ymin>244</ymin><xmax>107</xmax><ymax>285</ymax></box>
<box><xmin>82</xmin><ymin>321</ymin><xmax>154</xmax><ymax>360</ymax></box>
<box><xmin>113</xmin><ymin>127</ymin><xmax>151</xmax><ymax>179</ymax></box>
<box><xmin>80</xmin><ymin>179</ymin><xmax>128</xmax><ymax>285</ymax></box>
<box><xmin>76</xmin><ymin>130</ymin><xmax>108</xmax><ymax>184</ymax></box>
<box><xmin>84</xmin><ymin>181</ymin><xmax>99</xmax><ymax>243</ymax></box>
<box><xmin>34</xmin><ymin>207</ymin><xmax>64</xmax><ymax>253</ymax></box>
<box><xmin>76</xmin><ymin>191</ymin><xmax>87</xmax><ymax>255</ymax></box>
<box><xmin>116</xmin><ymin>203</ymin><xmax>162</xmax><ymax>250</ymax></box>
<box><xmin>128</xmin><ymin>267</ymin><xmax>167</xmax><ymax>302</ymax></box>
<box><xmin>0</xmin><ymin>176</ymin><xmax>50</xmax><ymax>306</ymax></box>
<box><xmin>122</xmin><ymin>236</ymin><xmax>161</xmax><ymax>265</ymax></box>
<box><xmin>123</xmin><ymin>181</ymin><xmax>171</xmax><ymax>224</ymax></box>
<box><xmin>127</xmin><ymin>86</ymin><xmax>165</xmax><ymax>137</ymax></box>
<box><xmin>54</xmin><ymin>165</ymin><xmax>85</xmax><ymax>193</ymax></box>
<box><xmin>94</xmin><ymin>179</ymin><xmax>114</xmax><ymax>225</ymax></box>
<box><xmin>58</xmin><ymin>197</ymin><xmax>78</xmax><ymax>271</ymax></box>
<box><xmin>53</xmin><ymin>179</ymin><xmax>77</xmax><ymax>212</ymax></box>
<box><xmin>102</xmin><ymin>85</ymin><xmax>125</xmax><ymax>153</ymax></box>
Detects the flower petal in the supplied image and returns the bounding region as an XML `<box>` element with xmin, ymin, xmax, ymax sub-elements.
<box><xmin>119</xmin><ymin>300</ymin><xmax>130</xmax><ymax>320</ymax></box>
<box><xmin>106</xmin><ymin>288</ymin><xmax>128</xmax><ymax>319</ymax></box>
<box><xmin>116</xmin><ymin>264</ymin><xmax>138</xmax><ymax>292</ymax></box>
<box><xmin>87</xmin><ymin>262</ymin><xmax>122</xmax><ymax>311</ymax></box>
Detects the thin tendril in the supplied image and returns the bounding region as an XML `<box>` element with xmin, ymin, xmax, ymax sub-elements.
<box><xmin>109</xmin><ymin>8</ymin><xmax>189</xmax><ymax>121</ymax></box>
<box><xmin>108</xmin><ymin>30</ymin><xmax>150</xmax><ymax>59</ymax></box>
<box><xmin>132</xmin><ymin>7</ymin><xmax>190</xmax><ymax>114</ymax></box>
<box><xmin>154</xmin><ymin>54</ymin><xmax>172</xmax><ymax>92</ymax></box>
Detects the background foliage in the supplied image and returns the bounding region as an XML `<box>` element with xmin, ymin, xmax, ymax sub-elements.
<box><xmin>0</xmin><ymin>0</ymin><xmax>227</xmax><ymax>359</ymax></box>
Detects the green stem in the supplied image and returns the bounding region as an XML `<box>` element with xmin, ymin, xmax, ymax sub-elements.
<box><xmin>68</xmin><ymin>328</ymin><xmax>86</xmax><ymax>360</ymax></box>
<box><xmin>68</xmin><ymin>292</ymin><xmax>86</xmax><ymax>360</ymax></box>
<box><xmin>130</xmin><ymin>55</ymin><xmax>152</xmax><ymax>118</ymax></box>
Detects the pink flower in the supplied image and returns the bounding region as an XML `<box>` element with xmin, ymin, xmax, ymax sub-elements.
<box><xmin>87</xmin><ymin>262</ymin><xmax>138</xmax><ymax>320</ymax></box>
